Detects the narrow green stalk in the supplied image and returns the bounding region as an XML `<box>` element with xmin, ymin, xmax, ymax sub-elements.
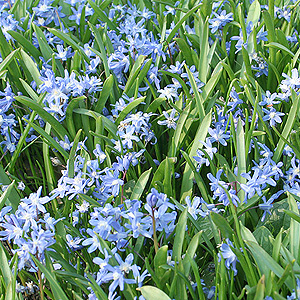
<box><xmin>151</xmin><ymin>208</ymin><xmax>159</xmax><ymax>253</ymax></box>
<box><xmin>229</xmin><ymin>202</ymin><xmax>257</xmax><ymax>286</ymax></box>
<box><xmin>37</xmin><ymin>261</ymin><xmax>45</xmax><ymax>300</ymax></box>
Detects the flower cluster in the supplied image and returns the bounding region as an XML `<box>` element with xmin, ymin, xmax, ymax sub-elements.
<box><xmin>0</xmin><ymin>187</ymin><xmax>58</xmax><ymax>270</ymax></box>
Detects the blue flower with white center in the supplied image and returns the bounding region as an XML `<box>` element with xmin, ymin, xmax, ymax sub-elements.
<box><xmin>209</xmin><ymin>10</ymin><xmax>233</xmax><ymax>33</ymax></box>
<box><xmin>132</xmin><ymin>264</ymin><xmax>150</xmax><ymax>287</ymax></box>
<box><xmin>0</xmin><ymin>82</ymin><xmax>15</xmax><ymax>113</ymax></box>
<box><xmin>22</xmin><ymin>186</ymin><xmax>51</xmax><ymax>214</ymax></box>
<box><xmin>259</xmin><ymin>191</ymin><xmax>283</xmax><ymax>221</ymax></box>
<box><xmin>167</xmin><ymin>60</ymin><xmax>185</xmax><ymax>74</ymax></box>
<box><xmin>55</xmin><ymin>45</ymin><xmax>73</xmax><ymax>61</ymax></box>
<box><xmin>218</xmin><ymin>238</ymin><xmax>239</xmax><ymax>276</ymax></box>
<box><xmin>157</xmin><ymin>109</ymin><xmax>179</xmax><ymax>130</ymax></box>
<box><xmin>97</xmin><ymin>253</ymin><xmax>136</xmax><ymax>298</ymax></box>
<box><xmin>262</xmin><ymin>107</ymin><xmax>285</xmax><ymax>127</ymax></box>
<box><xmin>282</xmin><ymin>68</ymin><xmax>300</xmax><ymax>90</ymax></box>
<box><xmin>66</xmin><ymin>234</ymin><xmax>83</xmax><ymax>251</ymax></box>
<box><xmin>64</xmin><ymin>173</ymin><xmax>90</xmax><ymax>200</ymax></box>
<box><xmin>259</xmin><ymin>91</ymin><xmax>280</xmax><ymax>107</ymax></box>
<box><xmin>227</xmin><ymin>87</ymin><xmax>243</xmax><ymax>112</ymax></box>
<box><xmin>184</xmin><ymin>196</ymin><xmax>201</xmax><ymax>219</ymax></box>
<box><xmin>252</xmin><ymin>59</ymin><xmax>269</xmax><ymax>77</ymax></box>
<box><xmin>277</xmin><ymin>6</ymin><xmax>291</xmax><ymax>22</ymax></box>
<box><xmin>158</xmin><ymin>86</ymin><xmax>179</xmax><ymax>101</ymax></box>
<box><xmin>208</xmin><ymin>125</ymin><xmax>230</xmax><ymax>146</ymax></box>
<box><xmin>163</xmin><ymin>1</ymin><xmax>180</xmax><ymax>16</ymax></box>
<box><xmin>108</xmin><ymin>51</ymin><xmax>130</xmax><ymax>81</ymax></box>
<box><xmin>117</xmin><ymin>125</ymin><xmax>140</xmax><ymax>149</ymax></box>
<box><xmin>100</xmin><ymin>169</ymin><xmax>124</xmax><ymax>197</ymax></box>
<box><xmin>193</xmin><ymin>138</ymin><xmax>217</xmax><ymax>168</ymax></box>
<box><xmin>82</xmin><ymin>228</ymin><xmax>103</xmax><ymax>253</ymax></box>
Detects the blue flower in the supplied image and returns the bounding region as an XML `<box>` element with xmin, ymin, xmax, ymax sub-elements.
<box><xmin>282</xmin><ymin>68</ymin><xmax>300</xmax><ymax>90</ymax></box>
<box><xmin>209</xmin><ymin>10</ymin><xmax>233</xmax><ymax>33</ymax></box>
<box><xmin>55</xmin><ymin>45</ymin><xmax>73</xmax><ymax>61</ymax></box>
<box><xmin>0</xmin><ymin>82</ymin><xmax>15</xmax><ymax>113</ymax></box>
<box><xmin>22</xmin><ymin>186</ymin><xmax>51</xmax><ymax>213</ymax></box>
<box><xmin>185</xmin><ymin>196</ymin><xmax>201</xmax><ymax>219</ymax></box>
<box><xmin>259</xmin><ymin>191</ymin><xmax>283</xmax><ymax>221</ymax></box>
<box><xmin>262</xmin><ymin>107</ymin><xmax>285</xmax><ymax>127</ymax></box>
<box><xmin>82</xmin><ymin>229</ymin><xmax>103</xmax><ymax>253</ymax></box>
<box><xmin>287</xmin><ymin>278</ymin><xmax>300</xmax><ymax>300</ymax></box>
<box><xmin>157</xmin><ymin>109</ymin><xmax>179</xmax><ymax>130</ymax></box>
<box><xmin>66</xmin><ymin>234</ymin><xmax>83</xmax><ymax>251</ymax></box>
<box><xmin>193</xmin><ymin>138</ymin><xmax>217</xmax><ymax>168</ymax></box>
<box><xmin>218</xmin><ymin>239</ymin><xmax>239</xmax><ymax>275</ymax></box>
<box><xmin>208</xmin><ymin>125</ymin><xmax>230</xmax><ymax>146</ymax></box>
<box><xmin>259</xmin><ymin>91</ymin><xmax>280</xmax><ymax>107</ymax></box>
<box><xmin>117</xmin><ymin>125</ymin><xmax>140</xmax><ymax>149</ymax></box>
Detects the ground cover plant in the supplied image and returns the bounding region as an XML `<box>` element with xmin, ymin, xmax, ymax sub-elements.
<box><xmin>0</xmin><ymin>0</ymin><xmax>300</xmax><ymax>299</ymax></box>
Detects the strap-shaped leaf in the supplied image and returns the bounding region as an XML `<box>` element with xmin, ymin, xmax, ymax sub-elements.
<box><xmin>15</xmin><ymin>96</ymin><xmax>70</xmax><ymax>140</ymax></box>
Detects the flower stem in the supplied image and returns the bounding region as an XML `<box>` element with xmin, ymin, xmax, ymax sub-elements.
<box><xmin>37</xmin><ymin>265</ymin><xmax>44</xmax><ymax>300</ymax></box>
<box><xmin>151</xmin><ymin>208</ymin><xmax>159</xmax><ymax>253</ymax></box>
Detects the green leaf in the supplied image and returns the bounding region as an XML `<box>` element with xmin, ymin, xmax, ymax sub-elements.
<box><xmin>174</xmin><ymin>38</ymin><xmax>194</xmax><ymax>66</ymax></box>
<box><xmin>23</xmin><ymin>119</ymin><xmax>69</xmax><ymax>160</ymax></box>
<box><xmin>88</xmin><ymin>22</ymin><xmax>110</xmax><ymax>77</ymax></box>
<box><xmin>0</xmin><ymin>181</ymin><xmax>16</xmax><ymax>211</ymax></box>
<box><xmin>287</xmin><ymin>193</ymin><xmax>300</xmax><ymax>260</ymax></box>
<box><xmin>43</xmin><ymin>123</ymin><xmax>55</xmax><ymax>191</ymax></box>
<box><xmin>284</xmin><ymin>209</ymin><xmax>300</xmax><ymax>223</ymax></box>
<box><xmin>123</xmin><ymin>55</ymin><xmax>146</xmax><ymax>96</ymax></box>
<box><xmin>73</xmin><ymin>108</ymin><xmax>117</xmax><ymax>139</ymax></box>
<box><xmin>48</xmin><ymin>28</ymin><xmax>89</xmax><ymax>62</ymax></box>
<box><xmin>246</xmin><ymin>0</ymin><xmax>261</xmax><ymax>26</ymax></box>
<box><xmin>15</xmin><ymin>96</ymin><xmax>70</xmax><ymax>140</ymax></box>
<box><xmin>180</xmin><ymin>111</ymin><xmax>211</xmax><ymax>201</ymax></box>
<box><xmin>94</xmin><ymin>74</ymin><xmax>114</xmax><ymax>113</ymax></box>
<box><xmin>86</xmin><ymin>0</ymin><xmax>117</xmax><ymax>31</ymax></box>
<box><xmin>31</xmin><ymin>255</ymin><xmax>69</xmax><ymax>300</ymax></box>
<box><xmin>210</xmin><ymin>212</ymin><xmax>234</xmax><ymax>239</ymax></box>
<box><xmin>184</xmin><ymin>64</ymin><xmax>205</xmax><ymax>120</ymax></box>
<box><xmin>253</xmin><ymin>226</ymin><xmax>273</xmax><ymax>255</ymax></box>
<box><xmin>291</xmin><ymin>46</ymin><xmax>300</xmax><ymax>68</ymax></box>
<box><xmin>65</xmin><ymin>96</ymin><xmax>86</xmax><ymax>139</ymax></box>
<box><xmin>0</xmin><ymin>48</ymin><xmax>20</xmax><ymax>73</ymax></box>
<box><xmin>169</xmin><ymin>102</ymin><xmax>191</xmax><ymax>156</ymax></box>
<box><xmin>0</xmin><ymin>166</ymin><xmax>20</xmax><ymax>211</ymax></box>
<box><xmin>265</xmin><ymin>42</ymin><xmax>296</xmax><ymax>59</ymax></box>
<box><xmin>182</xmin><ymin>231</ymin><xmax>202</xmax><ymax>276</ymax></box>
<box><xmin>154</xmin><ymin>245</ymin><xmax>168</xmax><ymax>279</ymax></box>
<box><xmin>0</xmin><ymin>243</ymin><xmax>13</xmax><ymax>287</ymax></box>
<box><xmin>201</xmin><ymin>62</ymin><xmax>223</xmax><ymax>102</ymax></box>
<box><xmin>253</xmin><ymin>275</ymin><xmax>265</xmax><ymax>300</ymax></box>
<box><xmin>20</xmin><ymin>78</ymin><xmax>39</xmax><ymax>102</ymax></box>
<box><xmin>20</xmin><ymin>49</ymin><xmax>43</xmax><ymax>87</ymax></box>
<box><xmin>115</xmin><ymin>97</ymin><xmax>145</xmax><ymax>125</ymax></box>
<box><xmin>7</xmin><ymin>30</ymin><xmax>41</xmax><ymax>61</ymax></box>
<box><xmin>172</xmin><ymin>208</ymin><xmax>187</xmax><ymax>262</ymax></box>
<box><xmin>151</xmin><ymin>157</ymin><xmax>175</xmax><ymax>190</ymax></box>
<box><xmin>166</xmin><ymin>3</ymin><xmax>202</xmax><ymax>44</ymax></box>
<box><xmin>245</xmin><ymin>241</ymin><xmax>293</xmax><ymax>290</ymax></box>
<box><xmin>273</xmin><ymin>95</ymin><xmax>299</xmax><ymax>162</ymax></box>
<box><xmin>137</xmin><ymin>286</ymin><xmax>171</xmax><ymax>300</ymax></box>
<box><xmin>131</xmin><ymin>168</ymin><xmax>152</xmax><ymax>200</ymax></box>
<box><xmin>236</xmin><ymin>118</ymin><xmax>246</xmax><ymax>200</ymax></box>
<box><xmin>32</xmin><ymin>23</ymin><xmax>53</xmax><ymax>61</ymax></box>
<box><xmin>68</xmin><ymin>129</ymin><xmax>82</xmax><ymax>178</ymax></box>
<box><xmin>85</xmin><ymin>272</ymin><xmax>109</xmax><ymax>300</ymax></box>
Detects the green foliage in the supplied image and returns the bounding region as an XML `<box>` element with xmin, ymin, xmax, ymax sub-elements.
<box><xmin>0</xmin><ymin>0</ymin><xmax>300</xmax><ymax>299</ymax></box>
